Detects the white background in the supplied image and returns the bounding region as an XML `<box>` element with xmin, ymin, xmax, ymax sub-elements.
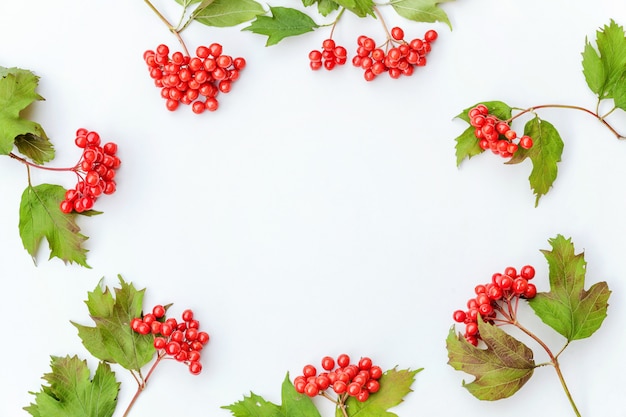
<box><xmin>2</xmin><ymin>0</ymin><xmax>626</xmax><ymax>416</ymax></box>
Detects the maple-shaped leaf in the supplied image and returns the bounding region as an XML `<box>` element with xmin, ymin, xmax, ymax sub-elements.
<box><xmin>19</xmin><ymin>183</ymin><xmax>90</xmax><ymax>267</ymax></box>
<box><xmin>24</xmin><ymin>355</ymin><xmax>119</xmax><ymax>417</ymax></box>
<box><xmin>243</xmin><ymin>7</ymin><xmax>319</xmax><ymax>46</ymax></box>
<box><xmin>454</xmin><ymin>101</ymin><xmax>512</xmax><ymax>165</ymax></box>
<box><xmin>0</xmin><ymin>67</ymin><xmax>52</xmax><ymax>158</ymax></box>
<box><xmin>339</xmin><ymin>367</ymin><xmax>421</xmax><ymax>417</ymax></box>
<box><xmin>581</xmin><ymin>19</ymin><xmax>626</xmax><ymax>104</ymax></box>
<box><xmin>507</xmin><ymin>117</ymin><xmax>564</xmax><ymax>206</ymax></box>
<box><xmin>391</xmin><ymin>0</ymin><xmax>454</xmax><ymax>29</ymax></box>
<box><xmin>446</xmin><ymin>319</ymin><xmax>535</xmax><ymax>400</ymax></box>
<box><xmin>528</xmin><ymin>235</ymin><xmax>611</xmax><ymax>341</ymax></box>
<box><xmin>72</xmin><ymin>276</ymin><xmax>156</xmax><ymax>372</ymax></box>
<box><xmin>193</xmin><ymin>0</ymin><xmax>265</xmax><ymax>27</ymax></box>
<box><xmin>302</xmin><ymin>0</ymin><xmax>340</xmax><ymax>17</ymax></box>
<box><xmin>334</xmin><ymin>0</ymin><xmax>375</xmax><ymax>18</ymax></box>
<box><xmin>222</xmin><ymin>373</ymin><xmax>321</xmax><ymax>417</ymax></box>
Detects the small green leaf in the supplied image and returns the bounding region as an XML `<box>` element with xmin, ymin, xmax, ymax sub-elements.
<box><xmin>193</xmin><ymin>0</ymin><xmax>265</xmax><ymax>27</ymax></box>
<box><xmin>334</xmin><ymin>0</ymin><xmax>375</xmax><ymax>18</ymax></box>
<box><xmin>391</xmin><ymin>0</ymin><xmax>454</xmax><ymax>29</ymax></box>
<box><xmin>581</xmin><ymin>20</ymin><xmax>626</xmax><ymax>99</ymax></box>
<box><xmin>507</xmin><ymin>117</ymin><xmax>564</xmax><ymax>206</ymax></box>
<box><xmin>302</xmin><ymin>0</ymin><xmax>339</xmax><ymax>17</ymax></box>
<box><xmin>15</xmin><ymin>133</ymin><xmax>55</xmax><ymax>164</ymax></box>
<box><xmin>446</xmin><ymin>320</ymin><xmax>535</xmax><ymax>401</ymax></box>
<box><xmin>0</xmin><ymin>66</ymin><xmax>50</xmax><ymax>157</ymax></box>
<box><xmin>19</xmin><ymin>183</ymin><xmax>90</xmax><ymax>267</ymax></box>
<box><xmin>72</xmin><ymin>276</ymin><xmax>156</xmax><ymax>372</ymax></box>
<box><xmin>340</xmin><ymin>367</ymin><xmax>421</xmax><ymax>417</ymax></box>
<box><xmin>454</xmin><ymin>101</ymin><xmax>512</xmax><ymax>165</ymax></box>
<box><xmin>222</xmin><ymin>373</ymin><xmax>320</xmax><ymax>417</ymax></box>
<box><xmin>24</xmin><ymin>355</ymin><xmax>119</xmax><ymax>417</ymax></box>
<box><xmin>243</xmin><ymin>7</ymin><xmax>319</xmax><ymax>46</ymax></box>
<box><xmin>528</xmin><ymin>235</ymin><xmax>611</xmax><ymax>341</ymax></box>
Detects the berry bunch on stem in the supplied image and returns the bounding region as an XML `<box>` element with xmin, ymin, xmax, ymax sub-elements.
<box><xmin>468</xmin><ymin>104</ymin><xmax>533</xmax><ymax>158</ymax></box>
<box><xmin>452</xmin><ymin>265</ymin><xmax>537</xmax><ymax>346</ymax></box>
<box><xmin>143</xmin><ymin>0</ymin><xmax>246</xmax><ymax>114</ymax></box>
<box><xmin>10</xmin><ymin>128</ymin><xmax>121</xmax><ymax>214</ymax></box>
<box><xmin>294</xmin><ymin>354</ymin><xmax>382</xmax><ymax>417</ymax></box>
<box><xmin>126</xmin><ymin>306</ymin><xmax>209</xmax><ymax>416</ymax></box>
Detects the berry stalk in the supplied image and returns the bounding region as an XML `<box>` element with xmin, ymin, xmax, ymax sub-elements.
<box><xmin>509</xmin><ymin>104</ymin><xmax>625</xmax><ymax>139</ymax></box>
<box><xmin>144</xmin><ymin>0</ymin><xmax>190</xmax><ymax>56</ymax></box>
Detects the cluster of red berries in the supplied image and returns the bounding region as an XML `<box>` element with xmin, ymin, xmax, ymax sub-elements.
<box><xmin>352</xmin><ymin>28</ymin><xmax>438</xmax><ymax>81</ymax></box>
<box><xmin>131</xmin><ymin>306</ymin><xmax>209</xmax><ymax>375</ymax></box>
<box><xmin>453</xmin><ymin>265</ymin><xmax>538</xmax><ymax>346</ymax></box>
<box><xmin>308</xmin><ymin>39</ymin><xmax>348</xmax><ymax>70</ymax></box>
<box><xmin>469</xmin><ymin>104</ymin><xmax>534</xmax><ymax>158</ymax></box>
<box><xmin>294</xmin><ymin>354</ymin><xmax>382</xmax><ymax>402</ymax></box>
<box><xmin>144</xmin><ymin>43</ymin><xmax>245</xmax><ymax>114</ymax></box>
<box><xmin>59</xmin><ymin>129</ymin><xmax>120</xmax><ymax>214</ymax></box>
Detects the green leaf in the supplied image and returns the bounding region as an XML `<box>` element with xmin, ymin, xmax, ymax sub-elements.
<box><xmin>302</xmin><ymin>0</ymin><xmax>340</xmax><ymax>17</ymax></box>
<box><xmin>581</xmin><ymin>19</ymin><xmax>626</xmax><ymax>100</ymax></box>
<box><xmin>24</xmin><ymin>355</ymin><xmax>119</xmax><ymax>417</ymax></box>
<box><xmin>243</xmin><ymin>7</ymin><xmax>319</xmax><ymax>46</ymax></box>
<box><xmin>222</xmin><ymin>373</ymin><xmax>320</xmax><ymax>417</ymax></box>
<box><xmin>454</xmin><ymin>101</ymin><xmax>512</xmax><ymax>165</ymax></box>
<box><xmin>15</xmin><ymin>133</ymin><xmax>55</xmax><ymax>164</ymax></box>
<box><xmin>19</xmin><ymin>183</ymin><xmax>90</xmax><ymax>267</ymax></box>
<box><xmin>340</xmin><ymin>368</ymin><xmax>421</xmax><ymax>417</ymax></box>
<box><xmin>193</xmin><ymin>0</ymin><xmax>265</xmax><ymax>27</ymax></box>
<box><xmin>0</xmin><ymin>66</ymin><xmax>51</xmax><ymax>157</ymax></box>
<box><xmin>72</xmin><ymin>276</ymin><xmax>156</xmax><ymax>372</ymax></box>
<box><xmin>446</xmin><ymin>320</ymin><xmax>535</xmax><ymax>400</ymax></box>
<box><xmin>507</xmin><ymin>117</ymin><xmax>564</xmax><ymax>206</ymax></box>
<box><xmin>528</xmin><ymin>235</ymin><xmax>611</xmax><ymax>341</ymax></box>
<box><xmin>174</xmin><ymin>0</ymin><xmax>201</xmax><ymax>6</ymax></box>
<box><xmin>391</xmin><ymin>0</ymin><xmax>454</xmax><ymax>29</ymax></box>
<box><xmin>334</xmin><ymin>0</ymin><xmax>374</xmax><ymax>18</ymax></box>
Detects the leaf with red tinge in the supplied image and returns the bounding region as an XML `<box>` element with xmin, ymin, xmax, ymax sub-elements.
<box><xmin>72</xmin><ymin>276</ymin><xmax>156</xmax><ymax>372</ymax></box>
<box><xmin>446</xmin><ymin>319</ymin><xmax>535</xmax><ymax>400</ymax></box>
<box><xmin>529</xmin><ymin>235</ymin><xmax>611</xmax><ymax>341</ymax></box>
<box><xmin>19</xmin><ymin>183</ymin><xmax>91</xmax><ymax>267</ymax></box>
<box><xmin>24</xmin><ymin>355</ymin><xmax>119</xmax><ymax>417</ymax></box>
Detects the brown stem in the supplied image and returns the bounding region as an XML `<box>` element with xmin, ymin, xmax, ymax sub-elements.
<box><xmin>143</xmin><ymin>0</ymin><xmax>190</xmax><ymax>56</ymax></box>
<box><xmin>9</xmin><ymin>152</ymin><xmax>78</xmax><ymax>172</ymax></box>
<box><xmin>121</xmin><ymin>353</ymin><xmax>166</xmax><ymax>417</ymax></box>
<box><xmin>509</xmin><ymin>104</ymin><xmax>625</xmax><ymax>139</ymax></box>
<box><xmin>328</xmin><ymin>7</ymin><xmax>346</xmax><ymax>39</ymax></box>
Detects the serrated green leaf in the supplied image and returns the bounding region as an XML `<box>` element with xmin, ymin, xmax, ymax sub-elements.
<box><xmin>19</xmin><ymin>183</ymin><xmax>90</xmax><ymax>267</ymax></box>
<box><xmin>528</xmin><ymin>235</ymin><xmax>611</xmax><ymax>341</ymax></box>
<box><xmin>340</xmin><ymin>368</ymin><xmax>421</xmax><ymax>417</ymax></box>
<box><xmin>581</xmin><ymin>20</ymin><xmax>626</xmax><ymax>99</ymax></box>
<box><xmin>454</xmin><ymin>125</ymin><xmax>484</xmax><ymax>166</ymax></box>
<box><xmin>334</xmin><ymin>0</ymin><xmax>374</xmax><ymax>18</ymax></box>
<box><xmin>454</xmin><ymin>101</ymin><xmax>512</xmax><ymax>165</ymax></box>
<box><xmin>222</xmin><ymin>373</ymin><xmax>320</xmax><ymax>417</ymax></box>
<box><xmin>507</xmin><ymin>117</ymin><xmax>563</xmax><ymax>206</ymax></box>
<box><xmin>391</xmin><ymin>0</ymin><xmax>454</xmax><ymax>29</ymax></box>
<box><xmin>302</xmin><ymin>0</ymin><xmax>340</xmax><ymax>17</ymax></box>
<box><xmin>15</xmin><ymin>133</ymin><xmax>55</xmax><ymax>164</ymax></box>
<box><xmin>72</xmin><ymin>276</ymin><xmax>156</xmax><ymax>371</ymax></box>
<box><xmin>243</xmin><ymin>7</ymin><xmax>319</xmax><ymax>46</ymax></box>
<box><xmin>24</xmin><ymin>355</ymin><xmax>119</xmax><ymax>417</ymax></box>
<box><xmin>193</xmin><ymin>0</ymin><xmax>265</xmax><ymax>27</ymax></box>
<box><xmin>0</xmin><ymin>66</ymin><xmax>50</xmax><ymax>157</ymax></box>
<box><xmin>446</xmin><ymin>320</ymin><xmax>535</xmax><ymax>400</ymax></box>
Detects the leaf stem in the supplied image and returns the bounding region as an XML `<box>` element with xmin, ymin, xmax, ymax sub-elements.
<box><xmin>329</xmin><ymin>7</ymin><xmax>346</xmax><ymax>39</ymax></box>
<box><xmin>143</xmin><ymin>0</ymin><xmax>190</xmax><ymax>56</ymax></box>
<box><xmin>509</xmin><ymin>104</ymin><xmax>625</xmax><ymax>139</ymax></box>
